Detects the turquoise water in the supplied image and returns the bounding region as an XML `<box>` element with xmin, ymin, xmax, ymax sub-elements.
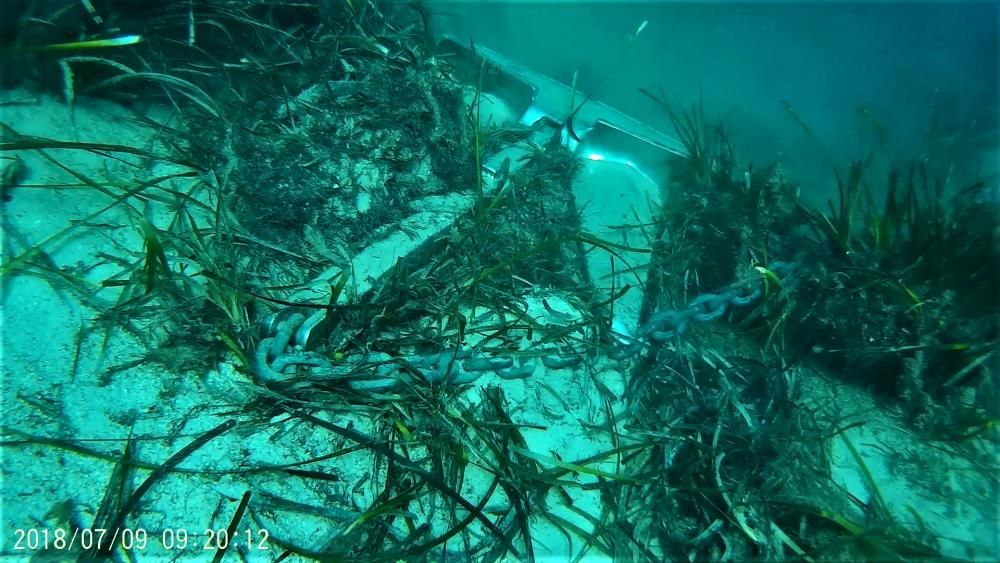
<box><xmin>437</xmin><ymin>1</ymin><xmax>998</xmax><ymax>204</ymax></box>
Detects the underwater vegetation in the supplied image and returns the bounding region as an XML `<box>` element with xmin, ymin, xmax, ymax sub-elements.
<box><xmin>1</xmin><ymin>1</ymin><xmax>996</xmax><ymax>561</ymax></box>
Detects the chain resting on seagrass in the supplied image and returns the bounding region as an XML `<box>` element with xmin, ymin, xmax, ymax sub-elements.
<box><xmin>252</xmin><ymin>261</ymin><xmax>799</xmax><ymax>389</ymax></box>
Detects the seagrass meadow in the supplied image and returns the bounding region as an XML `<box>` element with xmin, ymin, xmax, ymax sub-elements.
<box><xmin>1</xmin><ymin>1</ymin><xmax>997</xmax><ymax>561</ymax></box>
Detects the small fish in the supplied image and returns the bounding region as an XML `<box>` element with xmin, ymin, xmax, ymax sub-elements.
<box><xmin>857</xmin><ymin>105</ymin><xmax>889</xmax><ymax>147</ymax></box>
<box><xmin>565</xmin><ymin>19</ymin><xmax>650</xmax><ymax>143</ymax></box>
<box><xmin>1</xmin><ymin>155</ymin><xmax>25</xmax><ymax>202</ymax></box>
<box><xmin>629</xmin><ymin>20</ymin><xmax>649</xmax><ymax>43</ymax></box>
<box><xmin>965</xmin><ymin>180</ymin><xmax>1000</xmax><ymax>205</ymax></box>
